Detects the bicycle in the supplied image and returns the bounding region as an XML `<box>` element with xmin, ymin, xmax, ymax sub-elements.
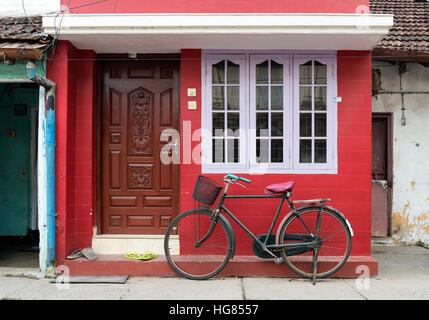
<box><xmin>164</xmin><ymin>174</ymin><xmax>353</xmax><ymax>284</ymax></box>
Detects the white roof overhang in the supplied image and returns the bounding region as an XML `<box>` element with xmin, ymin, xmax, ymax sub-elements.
<box><xmin>42</xmin><ymin>13</ymin><xmax>394</xmax><ymax>53</ymax></box>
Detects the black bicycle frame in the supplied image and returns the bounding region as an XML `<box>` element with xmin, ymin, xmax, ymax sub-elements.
<box><xmin>205</xmin><ymin>183</ymin><xmax>317</xmax><ymax>256</ymax></box>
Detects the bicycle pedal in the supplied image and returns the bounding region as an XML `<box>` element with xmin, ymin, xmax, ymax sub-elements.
<box><xmin>275</xmin><ymin>257</ymin><xmax>283</xmax><ymax>264</ymax></box>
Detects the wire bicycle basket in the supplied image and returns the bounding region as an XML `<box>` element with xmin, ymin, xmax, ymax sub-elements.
<box><xmin>192</xmin><ymin>175</ymin><xmax>224</xmax><ymax>206</ymax></box>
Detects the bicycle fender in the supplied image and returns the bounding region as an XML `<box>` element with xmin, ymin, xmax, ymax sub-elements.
<box><xmin>323</xmin><ymin>205</ymin><xmax>354</xmax><ymax>237</ymax></box>
<box><xmin>275</xmin><ymin>204</ymin><xmax>354</xmax><ymax>245</ymax></box>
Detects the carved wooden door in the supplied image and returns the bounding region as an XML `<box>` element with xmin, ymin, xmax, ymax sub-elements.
<box><xmin>101</xmin><ymin>60</ymin><xmax>179</xmax><ymax>234</ymax></box>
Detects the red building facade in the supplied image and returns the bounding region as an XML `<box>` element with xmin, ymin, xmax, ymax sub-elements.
<box><xmin>46</xmin><ymin>0</ymin><xmax>393</xmax><ymax>275</ymax></box>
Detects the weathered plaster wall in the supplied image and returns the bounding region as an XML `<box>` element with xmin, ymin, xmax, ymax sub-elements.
<box><xmin>372</xmin><ymin>60</ymin><xmax>429</xmax><ymax>245</ymax></box>
<box><xmin>0</xmin><ymin>0</ymin><xmax>59</xmax><ymax>17</ymax></box>
<box><xmin>0</xmin><ymin>60</ymin><xmax>44</xmax><ymax>79</ymax></box>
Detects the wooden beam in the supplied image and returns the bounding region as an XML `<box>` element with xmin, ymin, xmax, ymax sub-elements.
<box><xmin>0</xmin><ymin>49</ymin><xmax>44</xmax><ymax>61</ymax></box>
<box><xmin>372</xmin><ymin>48</ymin><xmax>429</xmax><ymax>63</ymax></box>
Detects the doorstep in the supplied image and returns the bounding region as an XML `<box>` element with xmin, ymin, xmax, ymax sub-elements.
<box><xmin>92</xmin><ymin>234</ymin><xmax>169</xmax><ymax>255</ymax></box>
<box><xmin>63</xmin><ymin>255</ymin><xmax>378</xmax><ymax>278</ymax></box>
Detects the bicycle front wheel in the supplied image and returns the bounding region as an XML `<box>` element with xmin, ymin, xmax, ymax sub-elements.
<box><xmin>279</xmin><ymin>207</ymin><xmax>352</xmax><ymax>279</ymax></box>
<box><xmin>164</xmin><ymin>209</ymin><xmax>233</xmax><ymax>280</ymax></box>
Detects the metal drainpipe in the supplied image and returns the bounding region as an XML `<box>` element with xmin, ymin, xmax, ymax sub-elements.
<box><xmin>26</xmin><ymin>60</ymin><xmax>56</xmax><ymax>267</ymax></box>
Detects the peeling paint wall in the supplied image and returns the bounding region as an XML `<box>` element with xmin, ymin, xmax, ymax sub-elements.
<box><xmin>372</xmin><ymin>60</ymin><xmax>429</xmax><ymax>246</ymax></box>
<box><xmin>0</xmin><ymin>0</ymin><xmax>60</xmax><ymax>17</ymax></box>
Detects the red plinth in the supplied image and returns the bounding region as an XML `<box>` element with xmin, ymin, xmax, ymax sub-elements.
<box><xmin>63</xmin><ymin>255</ymin><xmax>377</xmax><ymax>278</ymax></box>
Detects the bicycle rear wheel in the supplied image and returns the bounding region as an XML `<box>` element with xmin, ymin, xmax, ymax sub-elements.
<box><xmin>279</xmin><ymin>207</ymin><xmax>352</xmax><ymax>279</ymax></box>
<box><xmin>164</xmin><ymin>209</ymin><xmax>233</xmax><ymax>280</ymax></box>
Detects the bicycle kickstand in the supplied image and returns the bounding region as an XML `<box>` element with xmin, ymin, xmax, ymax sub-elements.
<box><xmin>312</xmin><ymin>248</ymin><xmax>319</xmax><ymax>285</ymax></box>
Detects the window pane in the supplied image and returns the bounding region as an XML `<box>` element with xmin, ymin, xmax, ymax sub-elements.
<box><xmin>314</xmin><ymin>61</ymin><xmax>327</xmax><ymax>85</ymax></box>
<box><xmin>227</xmin><ymin>61</ymin><xmax>240</xmax><ymax>84</ymax></box>
<box><xmin>212</xmin><ymin>139</ymin><xmax>224</xmax><ymax>163</ymax></box>
<box><xmin>271</xmin><ymin>86</ymin><xmax>283</xmax><ymax>110</ymax></box>
<box><xmin>256</xmin><ymin>139</ymin><xmax>269</xmax><ymax>163</ymax></box>
<box><xmin>227</xmin><ymin>86</ymin><xmax>239</xmax><ymax>110</ymax></box>
<box><xmin>299</xmin><ymin>61</ymin><xmax>312</xmax><ymax>84</ymax></box>
<box><xmin>271</xmin><ymin>113</ymin><xmax>283</xmax><ymax>137</ymax></box>
<box><xmin>256</xmin><ymin>60</ymin><xmax>268</xmax><ymax>84</ymax></box>
<box><xmin>227</xmin><ymin>139</ymin><xmax>240</xmax><ymax>163</ymax></box>
<box><xmin>271</xmin><ymin>139</ymin><xmax>283</xmax><ymax>163</ymax></box>
<box><xmin>315</xmin><ymin>113</ymin><xmax>327</xmax><ymax>137</ymax></box>
<box><xmin>315</xmin><ymin>140</ymin><xmax>327</xmax><ymax>163</ymax></box>
<box><xmin>212</xmin><ymin>86</ymin><xmax>224</xmax><ymax>110</ymax></box>
<box><xmin>299</xmin><ymin>139</ymin><xmax>312</xmax><ymax>163</ymax></box>
<box><xmin>299</xmin><ymin>113</ymin><xmax>312</xmax><ymax>137</ymax></box>
<box><xmin>314</xmin><ymin>86</ymin><xmax>326</xmax><ymax>111</ymax></box>
<box><xmin>212</xmin><ymin>61</ymin><xmax>225</xmax><ymax>84</ymax></box>
<box><xmin>299</xmin><ymin>86</ymin><xmax>312</xmax><ymax>111</ymax></box>
<box><xmin>212</xmin><ymin>113</ymin><xmax>225</xmax><ymax>136</ymax></box>
<box><xmin>256</xmin><ymin>113</ymin><xmax>269</xmax><ymax>137</ymax></box>
<box><xmin>227</xmin><ymin>113</ymin><xmax>240</xmax><ymax>137</ymax></box>
<box><xmin>271</xmin><ymin>61</ymin><xmax>283</xmax><ymax>84</ymax></box>
<box><xmin>256</xmin><ymin>86</ymin><xmax>268</xmax><ymax>110</ymax></box>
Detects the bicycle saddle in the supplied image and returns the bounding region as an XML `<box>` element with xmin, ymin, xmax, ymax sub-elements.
<box><xmin>265</xmin><ymin>181</ymin><xmax>295</xmax><ymax>193</ymax></box>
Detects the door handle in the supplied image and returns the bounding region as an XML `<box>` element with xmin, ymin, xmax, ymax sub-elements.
<box><xmin>382</xmin><ymin>181</ymin><xmax>392</xmax><ymax>191</ymax></box>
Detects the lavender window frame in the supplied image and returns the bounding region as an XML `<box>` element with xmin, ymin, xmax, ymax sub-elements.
<box><xmin>201</xmin><ymin>50</ymin><xmax>338</xmax><ymax>174</ymax></box>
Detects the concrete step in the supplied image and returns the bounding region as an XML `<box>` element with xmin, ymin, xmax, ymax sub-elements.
<box><xmin>92</xmin><ymin>234</ymin><xmax>176</xmax><ymax>255</ymax></box>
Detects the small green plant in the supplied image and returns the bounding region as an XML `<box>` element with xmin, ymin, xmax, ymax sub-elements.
<box><xmin>416</xmin><ymin>240</ymin><xmax>429</xmax><ymax>249</ymax></box>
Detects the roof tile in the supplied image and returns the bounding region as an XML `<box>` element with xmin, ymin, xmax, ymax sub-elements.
<box><xmin>0</xmin><ymin>16</ymin><xmax>51</xmax><ymax>43</ymax></box>
<box><xmin>371</xmin><ymin>0</ymin><xmax>429</xmax><ymax>52</ymax></box>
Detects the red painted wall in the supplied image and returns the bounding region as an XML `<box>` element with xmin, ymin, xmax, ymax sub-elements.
<box><xmin>62</xmin><ymin>0</ymin><xmax>369</xmax><ymax>14</ymax></box>
<box><xmin>48</xmin><ymin>41</ymin><xmax>96</xmax><ymax>263</ymax></box>
<box><xmin>180</xmin><ymin>49</ymin><xmax>372</xmax><ymax>256</ymax></box>
<box><xmin>52</xmin><ymin>46</ymin><xmax>372</xmax><ymax>263</ymax></box>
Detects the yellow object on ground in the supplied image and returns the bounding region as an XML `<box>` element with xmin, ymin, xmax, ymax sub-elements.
<box><xmin>123</xmin><ymin>251</ymin><xmax>158</xmax><ymax>260</ymax></box>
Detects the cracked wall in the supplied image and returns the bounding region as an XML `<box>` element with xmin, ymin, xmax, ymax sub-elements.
<box><xmin>372</xmin><ymin>60</ymin><xmax>429</xmax><ymax>245</ymax></box>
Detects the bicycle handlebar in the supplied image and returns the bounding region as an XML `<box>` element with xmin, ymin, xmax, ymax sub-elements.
<box><xmin>225</xmin><ymin>173</ymin><xmax>251</xmax><ymax>184</ymax></box>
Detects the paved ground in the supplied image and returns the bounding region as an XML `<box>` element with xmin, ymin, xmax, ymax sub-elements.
<box><xmin>0</xmin><ymin>244</ymin><xmax>428</xmax><ymax>300</ymax></box>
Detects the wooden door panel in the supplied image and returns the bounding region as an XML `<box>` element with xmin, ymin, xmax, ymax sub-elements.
<box><xmin>371</xmin><ymin>181</ymin><xmax>388</xmax><ymax>237</ymax></box>
<box><xmin>109</xmin><ymin>88</ymin><xmax>122</xmax><ymax>126</ymax></box>
<box><xmin>101</xmin><ymin>60</ymin><xmax>179</xmax><ymax>234</ymax></box>
<box><xmin>128</xmin><ymin>87</ymin><xmax>154</xmax><ymax>156</ymax></box>
<box><xmin>372</xmin><ymin>118</ymin><xmax>387</xmax><ymax>180</ymax></box>
<box><xmin>109</xmin><ymin>151</ymin><xmax>121</xmax><ymax>189</ymax></box>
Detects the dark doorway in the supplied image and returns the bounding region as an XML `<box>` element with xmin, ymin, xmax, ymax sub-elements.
<box><xmin>0</xmin><ymin>83</ymin><xmax>39</xmax><ymax>269</ymax></box>
<box><xmin>371</xmin><ymin>113</ymin><xmax>392</xmax><ymax>237</ymax></box>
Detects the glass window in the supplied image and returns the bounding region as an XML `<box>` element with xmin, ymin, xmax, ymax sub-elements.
<box><xmin>299</xmin><ymin>87</ymin><xmax>312</xmax><ymax>111</ymax></box>
<box><xmin>227</xmin><ymin>61</ymin><xmax>240</xmax><ymax>84</ymax></box>
<box><xmin>271</xmin><ymin>61</ymin><xmax>283</xmax><ymax>84</ymax></box>
<box><xmin>271</xmin><ymin>86</ymin><xmax>283</xmax><ymax>110</ymax></box>
<box><xmin>212</xmin><ymin>86</ymin><xmax>224</xmax><ymax>110</ymax></box>
<box><xmin>314</xmin><ymin>61</ymin><xmax>327</xmax><ymax>85</ymax></box>
<box><xmin>209</xmin><ymin>59</ymin><xmax>243</xmax><ymax>164</ymax></box>
<box><xmin>212</xmin><ymin>61</ymin><xmax>225</xmax><ymax>84</ymax></box>
<box><xmin>256</xmin><ymin>60</ymin><xmax>269</xmax><ymax>84</ymax></box>
<box><xmin>256</xmin><ymin>86</ymin><xmax>268</xmax><ymax>110</ymax></box>
<box><xmin>298</xmin><ymin>59</ymin><xmax>328</xmax><ymax>165</ymax></box>
<box><xmin>227</xmin><ymin>86</ymin><xmax>239</xmax><ymax>110</ymax></box>
<box><xmin>253</xmin><ymin>58</ymin><xmax>286</xmax><ymax>165</ymax></box>
<box><xmin>204</xmin><ymin>53</ymin><xmax>335</xmax><ymax>172</ymax></box>
<box><xmin>299</xmin><ymin>61</ymin><xmax>312</xmax><ymax>85</ymax></box>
